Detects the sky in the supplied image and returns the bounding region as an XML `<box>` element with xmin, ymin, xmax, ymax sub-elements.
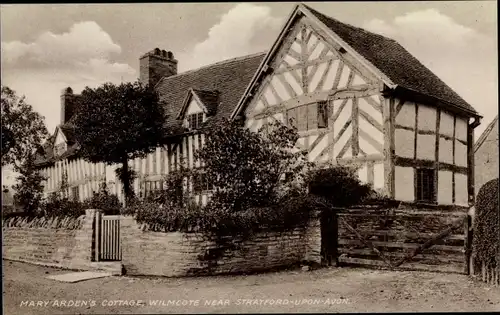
<box><xmin>1</xmin><ymin>1</ymin><xmax>497</xmax><ymax>185</ymax></box>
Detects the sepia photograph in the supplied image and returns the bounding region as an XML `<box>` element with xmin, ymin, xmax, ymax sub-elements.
<box><xmin>1</xmin><ymin>1</ymin><xmax>498</xmax><ymax>314</ymax></box>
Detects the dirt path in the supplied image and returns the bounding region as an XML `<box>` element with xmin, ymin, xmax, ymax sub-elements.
<box><xmin>3</xmin><ymin>260</ymin><xmax>500</xmax><ymax>314</ymax></box>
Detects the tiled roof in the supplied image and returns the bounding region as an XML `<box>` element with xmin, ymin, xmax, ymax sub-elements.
<box><xmin>35</xmin><ymin>53</ymin><xmax>266</xmax><ymax>165</ymax></box>
<box><xmin>192</xmin><ymin>89</ymin><xmax>220</xmax><ymax>116</ymax></box>
<box><xmin>304</xmin><ymin>5</ymin><xmax>478</xmax><ymax>115</ymax></box>
<box><xmin>156</xmin><ymin>52</ymin><xmax>266</xmax><ymax>128</ymax></box>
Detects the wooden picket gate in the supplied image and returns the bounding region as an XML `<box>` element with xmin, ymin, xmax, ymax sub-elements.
<box><xmin>95</xmin><ymin>213</ymin><xmax>121</xmax><ymax>261</ymax></box>
<box><xmin>321</xmin><ymin>207</ymin><xmax>471</xmax><ymax>274</ymax></box>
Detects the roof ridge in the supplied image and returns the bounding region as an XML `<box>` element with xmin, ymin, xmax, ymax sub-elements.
<box><xmin>301</xmin><ymin>4</ymin><xmax>396</xmax><ymax>43</ymax></box>
<box><xmin>155</xmin><ymin>51</ymin><xmax>267</xmax><ymax>87</ymax></box>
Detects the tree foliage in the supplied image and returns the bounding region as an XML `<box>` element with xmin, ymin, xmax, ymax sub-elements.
<box><xmin>1</xmin><ymin>86</ymin><xmax>48</xmax><ymax>167</ymax></box>
<box><xmin>196</xmin><ymin>119</ymin><xmax>311</xmax><ymax>212</ymax></box>
<box><xmin>72</xmin><ymin>81</ymin><xmax>172</xmax><ymax>201</ymax></box>
<box><xmin>13</xmin><ymin>154</ymin><xmax>46</xmax><ymax>214</ymax></box>
<box><xmin>306</xmin><ymin>165</ymin><xmax>372</xmax><ymax>208</ymax></box>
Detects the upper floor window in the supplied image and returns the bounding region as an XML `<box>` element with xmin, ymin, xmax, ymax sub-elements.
<box><xmin>71</xmin><ymin>186</ymin><xmax>80</xmax><ymax>202</ymax></box>
<box><xmin>142</xmin><ymin>180</ymin><xmax>164</xmax><ymax>199</ymax></box>
<box><xmin>187</xmin><ymin>113</ymin><xmax>204</xmax><ymax>130</ymax></box>
<box><xmin>287</xmin><ymin>101</ymin><xmax>329</xmax><ymax>131</ymax></box>
<box><xmin>415</xmin><ymin>168</ymin><xmax>436</xmax><ymax>203</ymax></box>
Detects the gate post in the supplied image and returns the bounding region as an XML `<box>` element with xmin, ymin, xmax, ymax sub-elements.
<box><xmin>464</xmin><ymin>215</ymin><xmax>472</xmax><ymax>275</ymax></box>
<box><xmin>320</xmin><ymin>208</ymin><xmax>338</xmax><ymax>267</ymax></box>
<box><xmin>95</xmin><ymin>210</ymin><xmax>101</xmax><ymax>262</ymax></box>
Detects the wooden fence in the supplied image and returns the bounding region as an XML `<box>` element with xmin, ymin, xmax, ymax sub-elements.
<box><xmin>477</xmin><ymin>261</ymin><xmax>500</xmax><ymax>286</ymax></box>
<box><xmin>321</xmin><ymin>207</ymin><xmax>470</xmax><ymax>274</ymax></box>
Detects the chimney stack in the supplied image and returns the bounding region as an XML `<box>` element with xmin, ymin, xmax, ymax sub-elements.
<box><xmin>60</xmin><ymin>87</ymin><xmax>80</xmax><ymax>125</ymax></box>
<box><xmin>139</xmin><ymin>48</ymin><xmax>178</xmax><ymax>88</ymax></box>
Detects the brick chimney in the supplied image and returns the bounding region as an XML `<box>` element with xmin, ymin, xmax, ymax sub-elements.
<box><xmin>139</xmin><ymin>48</ymin><xmax>178</xmax><ymax>88</ymax></box>
<box><xmin>60</xmin><ymin>87</ymin><xmax>80</xmax><ymax>125</ymax></box>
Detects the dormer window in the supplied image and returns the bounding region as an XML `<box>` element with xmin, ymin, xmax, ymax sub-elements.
<box><xmin>187</xmin><ymin>112</ymin><xmax>204</xmax><ymax>130</ymax></box>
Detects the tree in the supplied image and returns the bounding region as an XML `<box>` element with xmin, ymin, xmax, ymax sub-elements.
<box><xmin>72</xmin><ymin>81</ymin><xmax>172</xmax><ymax>204</ymax></box>
<box><xmin>13</xmin><ymin>154</ymin><xmax>46</xmax><ymax>214</ymax></box>
<box><xmin>196</xmin><ymin>118</ymin><xmax>310</xmax><ymax>212</ymax></box>
<box><xmin>1</xmin><ymin>86</ymin><xmax>49</xmax><ymax>168</ymax></box>
<box><xmin>306</xmin><ymin>165</ymin><xmax>372</xmax><ymax>207</ymax></box>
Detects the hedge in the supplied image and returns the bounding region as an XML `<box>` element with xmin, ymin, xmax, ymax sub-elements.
<box><xmin>472</xmin><ymin>178</ymin><xmax>499</xmax><ymax>270</ymax></box>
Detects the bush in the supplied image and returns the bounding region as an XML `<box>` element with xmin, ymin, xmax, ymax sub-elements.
<box><xmin>306</xmin><ymin>165</ymin><xmax>372</xmax><ymax>207</ymax></box>
<box><xmin>123</xmin><ymin>198</ymin><xmax>204</xmax><ymax>232</ymax></box>
<box><xmin>473</xmin><ymin>178</ymin><xmax>499</xmax><ymax>270</ymax></box>
<box><xmin>39</xmin><ymin>194</ymin><xmax>86</xmax><ymax>218</ymax></box>
<box><xmin>83</xmin><ymin>183</ymin><xmax>122</xmax><ymax>215</ymax></box>
<box><xmin>124</xmin><ymin>188</ymin><xmax>323</xmax><ymax>237</ymax></box>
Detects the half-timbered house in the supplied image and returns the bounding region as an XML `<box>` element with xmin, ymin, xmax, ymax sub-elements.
<box><xmin>34</xmin><ymin>3</ymin><xmax>482</xmax><ymax>207</ymax></box>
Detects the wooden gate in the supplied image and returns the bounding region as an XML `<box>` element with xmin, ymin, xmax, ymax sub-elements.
<box><xmin>325</xmin><ymin>207</ymin><xmax>471</xmax><ymax>274</ymax></box>
<box><xmin>95</xmin><ymin>213</ymin><xmax>121</xmax><ymax>261</ymax></box>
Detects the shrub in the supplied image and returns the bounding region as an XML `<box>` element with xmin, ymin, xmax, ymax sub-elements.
<box><xmin>12</xmin><ymin>154</ymin><xmax>45</xmax><ymax>214</ymax></box>
<box><xmin>123</xmin><ymin>198</ymin><xmax>204</xmax><ymax>232</ymax></box>
<box><xmin>197</xmin><ymin>119</ymin><xmax>310</xmax><ymax>212</ymax></box>
<box><xmin>39</xmin><ymin>194</ymin><xmax>86</xmax><ymax>218</ymax></box>
<box><xmin>472</xmin><ymin>178</ymin><xmax>499</xmax><ymax>270</ymax></box>
<box><xmin>305</xmin><ymin>165</ymin><xmax>372</xmax><ymax>208</ymax></box>
<box><xmin>83</xmin><ymin>183</ymin><xmax>122</xmax><ymax>215</ymax></box>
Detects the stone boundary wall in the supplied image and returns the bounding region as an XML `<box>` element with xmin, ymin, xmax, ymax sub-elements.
<box><xmin>2</xmin><ymin>209</ymin><xmax>97</xmax><ymax>270</ymax></box>
<box><xmin>121</xmin><ymin>215</ymin><xmax>321</xmax><ymax>277</ymax></box>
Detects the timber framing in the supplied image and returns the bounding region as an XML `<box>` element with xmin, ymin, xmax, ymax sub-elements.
<box><xmin>394</xmin><ymin>156</ymin><xmax>468</xmax><ymax>175</ymax></box>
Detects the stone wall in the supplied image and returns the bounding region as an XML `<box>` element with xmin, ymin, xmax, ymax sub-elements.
<box><xmin>121</xmin><ymin>215</ymin><xmax>321</xmax><ymax>277</ymax></box>
<box><xmin>2</xmin><ymin>209</ymin><xmax>97</xmax><ymax>270</ymax></box>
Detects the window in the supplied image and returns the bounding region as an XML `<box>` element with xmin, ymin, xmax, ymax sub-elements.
<box><xmin>317</xmin><ymin>101</ymin><xmax>329</xmax><ymax>128</ymax></box>
<box><xmin>416</xmin><ymin>168</ymin><xmax>436</xmax><ymax>203</ymax></box>
<box><xmin>193</xmin><ymin>173</ymin><xmax>212</xmax><ymax>193</ymax></box>
<box><xmin>187</xmin><ymin>113</ymin><xmax>204</xmax><ymax>130</ymax></box>
<box><xmin>142</xmin><ymin>180</ymin><xmax>164</xmax><ymax>199</ymax></box>
<box><xmin>71</xmin><ymin>186</ymin><xmax>80</xmax><ymax>202</ymax></box>
<box><xmin>287</xmin><ymin>101</ymin><xmax>329</xmax><ymax>131</ymax></box>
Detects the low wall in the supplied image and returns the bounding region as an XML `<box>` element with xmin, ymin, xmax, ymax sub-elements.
<box><xmin>121</xmin><ymin>215</ymin><xmax>321</xmax><ymax>277</ymax></box>
<box><xmin>2</xmin><ymin>209</ymin><xmax>97</xmax><ymax>270</ymax></box>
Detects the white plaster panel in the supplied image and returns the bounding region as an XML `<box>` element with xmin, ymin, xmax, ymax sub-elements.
<box><xmin>395</xmin><ymin>166</ymin><xmax>414</xmax><ymax>201</ymax></box>
<box><xmin>455</xmin><ymin>173</ymin><xmax>468</xmax><ymax>206</ymax></box>
<box><xmin>438</xmin><ymin>170</ymin><xmax>453</xmax><ymax>205</ymax></box>
<box><xmin>357</xmin><ymin>165</ymin><xmax>368</xmax><ymax>183</ymax></box>
<box><xmin>186</xmin><ymin>99</ymin><xmax>203</xmax><ymax>115</ymax></box>
<box><xmin>375</xmin><ymin>162</ymin><xmax>387</xmax><ymax>190</ymax></box>
<box><xmin>417</xmin><ymin>104</ymin><xmax>436</xmax><ymax>131</ymax></box>
<box><xmin>455</xmin><ymin>117</ymin><xmax>468</xmax><ymax>141</ymax></box>
<box><xmin>455</xmin><ymin>141</ymin><xmax>468</xmax><ymax>167</ymax></box>
<box><xmin>395</xmin><ymin>100</ymin><xmax>415</xmax><ymax>128</ymax></box>
<box><xmin>417</xmin><ymin>134</ymin><xmax>435</xmax><ymax>161</ymax></box>
<box><xmin>439</xmin><ymin>138</ymin><xmax>453</xmax><ymax>164</ymax></box>
<box><xmin>439</xmin><ymin>111</ymin><xmax>454</xmax><ymax>137</ymax></box>
<box><xmin>55</xmin><ymin>130</ymin><xmax>66</xmax><ymax>145</ymax></box>
<box><xmin>395</xmin><ymin>129</ymin><xmax>414</xmax><ymax>158</ymax></box>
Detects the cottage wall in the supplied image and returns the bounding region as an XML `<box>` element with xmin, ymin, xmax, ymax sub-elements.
<box><xmin>393</xmin><ymin>98</ymin><xmax>470</xmax><ymax>206</ymax></box>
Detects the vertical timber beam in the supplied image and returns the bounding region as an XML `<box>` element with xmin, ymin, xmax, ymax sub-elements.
<box><xmin>300</xmin><ymin>25</ymin><xmax>308</xmax><ymax>94</ymax></box>
<box><xmin>351</xmin><ymin>97</ymin><xmax>359</xmax><ymax>157</ymax></box>
<box><xmin>467</xmin><ymin>117</ymin><xmax>480</xmax><ymax>204</ymax></box>
<box><xmin>452</xmin><ymin>115</ymin><xmax>456</xmax><ymax>204</ymax></box>
<box><xmin>434</xmin><ymin>109</ymin><xmax>441</xmax><ymax>203</ymax></box>
<box><xmin>383</xmin><ymin>95</ymin><xmax>395</xmax><ymax>198</ymax></box>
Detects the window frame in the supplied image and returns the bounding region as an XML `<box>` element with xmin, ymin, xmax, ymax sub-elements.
<box><xmin>286</xmin><ymin>101</ymin><xmax>329</xmax><ymax>132</ymax></box>
<box><xmin>71</xmin><ymin>186</ymin><xmax>79</xmax><ymax>202</ymax></box>
<box><xmin>415</xmin><ymin>168</ymin><xmax>437</xmax><ymax>204</ymax></box>
<box><xmin>186</xmin><ymin>112</ymin><xmax>205</xmax><ymax>130</ymax></box>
